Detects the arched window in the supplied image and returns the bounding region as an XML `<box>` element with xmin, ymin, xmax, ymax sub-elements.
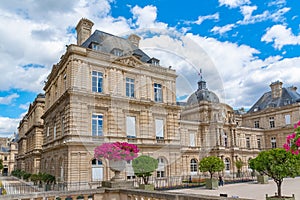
<box><xmin>248</xmin><ymin>158</ymin><xmax>252</xmax><ymax>170</ymax></box>
<box><xmin>92</xmin><ymin>159</ymin><xmax>103</xmax><ymax>181</ymax></box>
<box><xmin>190</xmin><ymin>159</ymin><xmax>198</xmax><ymax>175</ymax></box>
<box><xmin>157</xmin><ymin>157</ymin><xmax>165</xmax><ymax>178</ymax></box>
<box><xmin>225</xmin><ymin>158</ymin><xmax>230</xmax><ymax>171</ymax></box>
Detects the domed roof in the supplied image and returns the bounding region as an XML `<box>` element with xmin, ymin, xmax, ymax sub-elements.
<box><xmin>187</xmin><ymin>73</ymin><xmax>219</xmax><ymax>105</ymax></box>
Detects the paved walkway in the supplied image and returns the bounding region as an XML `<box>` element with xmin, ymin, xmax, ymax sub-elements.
<box><xmin>167</xmin><ymin>177</ymin><xmax>300</xmax><ymax>200</ymax></box>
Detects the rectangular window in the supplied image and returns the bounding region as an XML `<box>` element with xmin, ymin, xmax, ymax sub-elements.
<box><xmin>46</xmin><ymin>126</ymin><xmax>49</xmax><ymax>137</ymax></box>
<box><xmin>157</xmin><ymin>171</ymin><xmax>165</xmax><ymax>178</ymax></box>
<box><xmin>271</xmin><ymin>137</ymin><xmax>276</xmax><ymax>148</ymax></box>
<box><xmin>154</xmin><ymin>83</ymin><xmax>162</xmax><ymax>102</ymax></box>
<box><xmin>61</xmin><ymin>115</ymin><xmax>64</xmax><ymax>135</ymax></box>
<box><xmin>285</xmin><ymin>115</ymin><xmax>291</xmax><ymax>124</ymax></box>
<box><xmin>269</xmin><ymin>117</ymin><xmax>275</xmax><ymax>128</ymax></box>
<box><xmin>92</xmin><ymin>71</ymin><xmax>103</xmax><ymax>93</ymax></box>
<box><xmin>189</xmin><ymin>133</ymin><xmax>195</xmax><ymax>147</ymax></box>
<box><xmin>53</xmin><ymin>125</ymin><xmax>56</xmax><ymax>139</ymax></box>
<box><xmin>254</xmin><ymin>120</ymin><xmax>259</xmax><ymax>128</ymax></box>
<box><xmin>224</xmin><ymin>133</ymin><xmax>228</xmax><ymax>147</ymax></box>
<box><xmin>246</xmin><ymin>137</ymin><xmax>250</xmax><ymax>149</ymax></box>
<box><xmin>155</xmin><ymin>119</ymin><xmax>164</xmax><ymax>139</ymax></box>
<box><xmin>92</xmin><ymin>114</ymin><xmax>103</xmax><ymax>136</ymax></box>
<box><xmin>126</xmin><ymin>116</ymin><xmax>136</xmax><ymax>138</ymax></box>
<box><xmin>257</xmin><ymin>138</ymin><xmax>261</xmax><ymax>150</ymax></box>
<box><xmin>126</xmin><ymin>78</ymin><xmax>135</xmax><ymax>98</ymax></box>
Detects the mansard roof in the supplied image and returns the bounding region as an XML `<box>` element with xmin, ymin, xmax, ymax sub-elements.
<box><xmin>81</xmin><ymin>30</ymin><xmax>151</xmax><ymax>63</ymax></box>
<box><xmin>248</xmin><ymin>86</ymin><xmax>300</xmax><ymax>113</ymax></box>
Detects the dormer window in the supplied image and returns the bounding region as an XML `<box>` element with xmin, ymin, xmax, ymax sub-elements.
<box><xmin>111</xmin><ymin>48</ymin><xmax>123</xmax><ymax>56</ymax></box>
<box><xmin>148</xmin><ymin>58</ymin><xmax>160</xmax><ymax>66</ymax></box>
<box><xmin>88</xmin><ymin>42</ymin><xmax>101</xmax><ymax>51</ymax></box>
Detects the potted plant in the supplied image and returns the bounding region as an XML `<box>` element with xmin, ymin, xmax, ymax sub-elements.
<box><xmin>76</xmin><ymin>195</ymin><xmax>84</xmax><ymax>200</ymax></box>
<box><xmin>94</xmin><ymin>142</ymin><xmax>139</xmax><ymax>181</ymax></box>
<box><xmin>249</xmin><ymin>148</ymin><xmax>300</xmax><ymax>200</ymax></box>
<box><xmin>132</xmin><ymin>155</ymin><xmax>158</xmax><ymax>190</ymax></box>
<box><xmin>199</xmin><ymin>156</ymin><xmax>225</xmax><ymax>190</ymax></box>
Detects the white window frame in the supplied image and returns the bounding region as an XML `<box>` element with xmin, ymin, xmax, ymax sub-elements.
<box><xmin>285</xmin><ymin>114</ymin><xmax>291</xmax><ymax>125</ymax></box>
<box><xmin>155</xmin><ymin>119</ymin><xmax>164</xmax><ymax>139</ymax></box>
<box><xmin>92</xmin><ymin>159</ymin><xmax>103</xmax><ymax>181</ymax></box>
<box><xmin>126</xmin><ymin>116</ymin><xmax>136</xmax><ymax>138</ymax></box>
<box><xmin>126</xmin><ymin>78</ymin><xmax>135</xmax><ymax>98</ymax></box>
<box><xmin>157</xmin><ymin>157</ymin><xmax>165</xmax><ymax>178</ymax></box>
<box><xmin>246</xmin><ymin>136</ymin><xmax>250</xmax><ymax>149</ymax></box>
<box><xmin>154</xmin><ymin>83</ymin><xmax>162</xmax><ymax>102</ymax></box>
<box><xmin>92</xmin><ymin>71</ymin><xmax>103</xmax><ymax>93</ymax></box>
<box><xmin>271</xmin><ymin>137</ymin><xmax>277</xmax><ymax>148</ymax></box>
<box><xmin>189</xmin><ymin>133</ymin><xmax>195</xmax><ymax>147</ymax></box>
<box><xmin>269</xmin><ymin>117</ymin><xmax>275</xmax><ymax>128</ymax></box>
<box><xmin>225</xmin><ymin>158</ymin><xmax>230</xmax><ymax>171</ymax></box>
<box><xmin>190</xmin><ymin>159</ymin><xmax>198</xmax><ymax>175</ymax></box>
<box><xmin>92</xmin><ymin>114</ymin><xmax>103</xmax><ymax>136</ymax></box>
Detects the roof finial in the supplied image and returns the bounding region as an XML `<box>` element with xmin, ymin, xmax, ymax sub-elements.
<box><xmin>198</xmin><ymin>68</ymin><xmax>204</xmax><ymax>81</ymax></box>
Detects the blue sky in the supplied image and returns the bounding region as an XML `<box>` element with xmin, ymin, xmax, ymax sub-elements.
<box><xmin>0</xmin><ymin>0</ymin><xmax>300</xmax><ymax>137</ymax></box>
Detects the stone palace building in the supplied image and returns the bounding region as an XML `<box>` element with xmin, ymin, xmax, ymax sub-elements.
<box><xmin>16</xmin><ymin>18</ymin><xmax>300</xmax><ymax>186</ymax></box>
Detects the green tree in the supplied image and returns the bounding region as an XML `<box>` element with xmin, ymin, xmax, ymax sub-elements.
<box><xmin>132</xmin><ymin>155</ymin><xmax>158</xmax><ymax>185</ymax></box>
<box><xmin>235</xmin><ymin>158</ymin><xmax>244</xmax><ymax>178</ymax></box>
<box><xmin>0</xmin><ymin>159</ymin><xmax>3</xmax><ymax>172</ymax></box>
<box><xmin>249</xmin><ymin>148</ymin><xmax>300</xmax><ymax>197</ymax></box>
<box><xmin>199</xmin><ymin>156</ymin><xmax>225</xmax><ymax>179</ymax></box>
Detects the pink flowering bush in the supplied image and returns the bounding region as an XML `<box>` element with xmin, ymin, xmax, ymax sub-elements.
<box><xmin>94</xmin><ymin>142</ymin><xmax>139</xmax><ymax>161</ymax></box>
<box><xmin>283</xmin><ymin>120</ymin><xmax>300</xmax><ymax>155</ymax></box>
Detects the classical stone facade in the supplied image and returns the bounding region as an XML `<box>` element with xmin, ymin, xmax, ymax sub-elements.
<box><xmin>0</xmin><ymin>136</ymin><xmax>18</xmax><ymax>175</ymax></box>
<box><xmin>16</xmin><ymin>18</ymin><xmax>300</xmax><ymax>185</ymax></box>
<box><xmin>16</xmin><ymin>94</ymin><xmax>45</xmax><ymax>174</ymax></box>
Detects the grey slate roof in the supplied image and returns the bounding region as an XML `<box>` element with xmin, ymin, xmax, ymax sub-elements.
<box><xmin>186</xmin><ymin>78</ymin><xmax>220</xmax><ymax>105</ymax></box>
<box><xmin>81</xmin><ymin>30</ymin><xmax>151</xmax><ymax>63</ymax></box>
<box><xmin>248</xmin><ymin>87</ymin><xmax>300</xmax><ymax>113</ymax></box>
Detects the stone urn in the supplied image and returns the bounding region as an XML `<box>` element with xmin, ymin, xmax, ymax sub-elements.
<box><xmin>109</xmin><ymin>159</ymin><xmax>127</xmax><ymax>181</ymax></box>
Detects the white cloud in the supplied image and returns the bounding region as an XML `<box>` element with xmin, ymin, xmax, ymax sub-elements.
<box><xmin>261</xmin><ymin>24</ymin><xmax>300</xmax><ymax>50</ymax></box>
<box><xmin>131</xmin><ymin>5</ymin><xmax>168</xmax><ymax>30</ymax></box>
<box><xmin>186</xmin><ymin>13</ymin><xmax>219</xmax><ymax>25</ymax></box>
<box><xmin>0</xmin><ymin>93</ymin><xmax>19</xmax><ymax>105</ymax></box>
<box><xmin>211</xmin><ymin>24</ymin><xmax>236</xmax><ymax>35</ymax></box>
<box><xmin>0</xmin><ymin>116</ymin><xmax>20</xmax><ymax>137</ymax></box>
<box><xmin>19</xmin><ymin>102</ymin><xmax>31</xmax><ymax>110</ymax></box>
<box><xmin>238</xmin><ymin>7</ymin><xmax>290</xmax><ymax>24</ymax></box>
<box><xmin>218</xmin><ymin>0</ymin><xmax>250</xmax><ymax>8</ymax></box>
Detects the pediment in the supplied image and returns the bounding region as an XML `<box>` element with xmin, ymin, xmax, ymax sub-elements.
<box><xmin>113</xmin><ymin>56</ymin><xmax>143</xmax><ymax>67</ymax></box>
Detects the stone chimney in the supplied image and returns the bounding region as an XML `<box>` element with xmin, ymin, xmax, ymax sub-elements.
<box><xmin>270</xmin><ymin>81</ymin><xmax>283</xmax><ymax>99</ymax></box>
<box><xmin>128</xmin><ymin>34</ymin><xmax>141</xmax><ymax>47</ymax></box>
<box><xmin>76</xmin><ymin>18</ymin><xmax>94</xmax><ymax>46</ymax></box>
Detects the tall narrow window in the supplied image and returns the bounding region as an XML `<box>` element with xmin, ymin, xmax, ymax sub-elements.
<box><xmin>269</xmin><ymin>117</ymin><xmax>275</xmax><ymax>128</ymax></box>
<box><xmin>271</xmin><ymin>137</ymin><xmax>276</xmax><ymax>148</ymax></box>
<box><xmin>92</xmin><ymin>114</ymin><xmax>103</xmax><ymax>136</ymax></box>
<box><xmin>46</xmin><ymin>126</ymin><xmax>49</xmax><ymax>137</ymax></box>
<box><xmin>53</xmin><ymin>125</ymin><xmax>56</xmax><ymax>139</ymax></box>
<box><xmin>225</xmin><ymin>158</ymin><xmax>230</xmax><ymax>171</ymax></box>
<box><xmin>126</xmin><ymin>116</ymin><xmax>136</xmax><ymax>138</ymax></box>
<box><xmin>155</xmin><ymin>119</ymin><xmax>164</xmax><ymax>139</ymax></box>
<box><xmin>254</xmin><ymin>120</ymin><xmax>259</xmax><ymax>128</ymax></box>
<box><xmin>92</xmin><ymin>159</ymin><xmax>103</xmax><ymax>181</ymax></box>
<box><xmin>257</xmin><ymin>138</ymin><xmax>261</xmax><ymax>150</ymax></box>
<box><xmin>61</xmin><ymin>115</ymin><xmax>64</xmax><ymax>136</ymax></box>
<box><xmin>189</xmin><ymin>133</ymin><xmax>195</xmax><ymax>147</ymax></box>
<box><xmin>224</xmin><ymin>133</ymin><xmax>228</xmax><ymax>147</ymax></box>
<box><xmin>92</xmin><ymin>71</ymin><xmax>103</xmax><ymax>93</ymax></box>
<box><xmin>154</xmin><ymin>83</ymin><xmax>162</xmax><ymax>102</ymax></box>
<box><xmin>126</xmin><ymin>78</ymin><xmax>135</xmax><ymax>98</ymax></box>
<box><xmin>285</xmin><ymin>115</ymin><xmax>291</xmax><ymax>124</ymax></box>
<box><xmin>246</xmin><ymin>136</ymin><xmax>250</xmax><ymax>149</ymax></box>
<box><xmin>157</xmin><ymin>157</ymin><xmax>165</xmax><ymax>178</ymax></box>
<box><xmin>190</xmin><ymin>159</ymin><xmax>198</xmax><ymax>174</ymax></box>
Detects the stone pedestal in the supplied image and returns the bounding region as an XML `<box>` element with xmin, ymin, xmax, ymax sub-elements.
<box><xmin>102</xmin><ymin>180</ymin><xmax>134</xmax><ymax>188</ymax></box>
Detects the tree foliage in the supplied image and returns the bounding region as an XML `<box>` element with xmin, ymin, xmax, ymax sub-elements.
<box><xmin>249</xmin><ymin>148</ymin><xmax>300</xmax><ymax>197</ymax></box>
<box><xmin>0</xmin><ymin>159</ymin><xmax>3</xmax><ymax>171</ymax></box>
<box><xmin>132</xmin><ymin>155</ymin><xmax>158</xmax><ymax>185</ymax></box>
<box><xmin>199</xmin><ymin>156</ymin><xmax>225</xmax><ymax>179</ymax></box>
<box><xmin>235</xmin><ymin>158</ymin><xmax>244</xmax><ymax>177</ymax></box>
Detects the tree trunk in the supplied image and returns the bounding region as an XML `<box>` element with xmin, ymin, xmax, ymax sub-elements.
<box><xmin>276</xmin><ymin>180</ymin><xmax>282</xmax><ymax>197</ymax></box>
